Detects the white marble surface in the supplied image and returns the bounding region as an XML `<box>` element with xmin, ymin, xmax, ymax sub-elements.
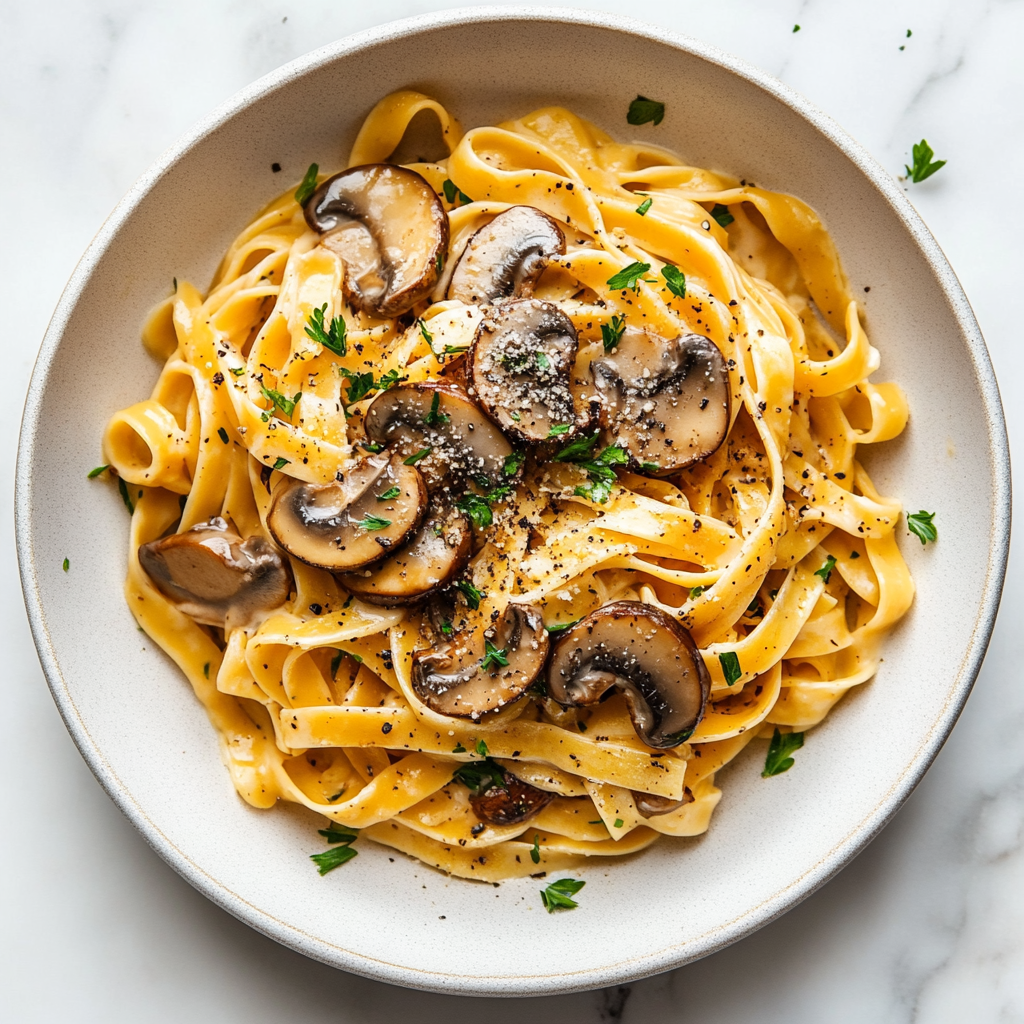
<box><xmin>3</xmin><ymin>0</ymin><xmax>1022</xmax><ymax>1019</ymax></box>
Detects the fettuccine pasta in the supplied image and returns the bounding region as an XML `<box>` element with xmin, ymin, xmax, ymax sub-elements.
<box><xmin>102</xmin><ymin>91</ymin><xmax>914</xmax><ymax>883</ymax></box>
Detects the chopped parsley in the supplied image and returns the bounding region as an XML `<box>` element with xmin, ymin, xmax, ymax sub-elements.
<box><xmin>203</xmin><ymin>662</ymin><xmax>210</xmax><ymax>679</ymax></box>
<box><xmin>377</xmin><ymin>486</ymin><xmax>400</xmax><ymax>501</ymax></box>
<box><xmin>906</xmin><ymin>509</ymin><xmax>937</xmax><ymax>544</ymax></box>
<box><xmin>535</xmin><ymin>351</ymin><xmax>551</xmax><ymax>371</ymax></box>
<box><xmin>456</xmin><ymin>579</ymin><xmax>483</xmax><ymax>610</ymax></box>
<box><xmin>452</xmin><ymin>741</ymin><xmax>466</xmax><ymax>753</ymax></box>
<box><xmin>403</xmin><ymin>447</ymin><xmax>432</xmax><ymax>465</ymax></box>
<box><xmin>530</xmin><ymin>834</ymin><xmax>541</xmax><ymax>864</ymax></box>
<box><xmin>613</xmin><ymin>818</ymin><xmax>624</xmax><ymax>828</ymax></box>
<box><xmin>540</xmin><ymin>877</ymin><xmax>585</xmax><ymax>912</ymax></box>
<box><xmin>260</xmin><ymin>384</ymin><xmax>301</xmax><ymax>418</ymax></box>
<box><xmin>456</xmin><ymin>492</ymin><xmax>495</xmax><ymax>528</ymax></box>
<box><xmin>545</xmin><ymin>619</ymin><xmax>580</xmax><ymax>634</ymax></box>
<box><xmin>710</xmin><ymin>203</ymin><xmax>734</xmax><ymax>227</ymax></box>
<box><xmin>310</xmin><ymin>824</ymin><xmax>359</xmax><ymax>875</ymax></box>
<box><xmin>441</xmin><ymin>621</ymin><xmax>455</xmax><ymax>638</ymax></box>
<box><xmin>606</xmin><ymin>261</ymin><xmax>651</xmax><ymax>292</ymax></box>
<box><xmin>475</xmin><ymin>739</ymin><xmax>489</xmax><ymax>756</ymax></box>
<box><xmin>423</xmin><ymin>390</ymin><xmax>450</xmax><ymax>427</ymax></box>
<box><xmin>305</xmin><ymin>303</ymin><xmax>347</xmax><ymax>356</ymax></box>
<box><xmin>690</xmin><ymin>585</ymin><xmax>705</xmax><ymax>599</ymax></box>
<box><xmin>338</xmin><ymin>366</ymin><xmax>404</xmax><ymax>409</ymax></box>
<box><xmin>294</xmin><ymin>163</ymin><xmax>319</xmax><ymax>206</ymax></box>
<box><xmin>661</xmin><ymin>264</ymin><xmax>686</xmax><ymax>298</ymax></box>
<box><xmin>436</xmin><ymin>251</ymin><xmax>446</xmax><ymax>274</ymax></box>
<box><xmin>719</xmin><ymin>650</ymin><xmax>742</xmax><ymax>686</ymax></box>
<box><xmin>272</xmin><ymin>457</ymin><xmax>289</xmax><ymax>471</ymax></box>
<box><xmin>330</xmin><ymin>650</ymin><xmax>343</xmax><ymax>678</ymax></box>
<box><xmin>814</xmin><ymin>555</ymin><xmax>837</xmax><ymax>584</ymax></box>
<box><xmin>453</xmin><ymin>758</ymin><xmax>505</xmax><ymax>795</ymax></box>
<box><xmin>554</xmin><ymin>432</ymin><xmax>601</xmax><ymax>462</ymax></box>
<box><xmin>793</xmin><ymin>23</ymin><xmax>801</xmax><ymax>32</ymax></box>
<box><xmin>601</xmin><ymin>314</ymin><xmax>626</xmax><ymax>352</ymax></box>
<box><xmin>905</xmin><ymin>140</ymin><xmax>946</xmax><ymax>183</ymax></box>
<box><xmin>117</xmin><ymin>476</ymin><xmax>135</xmax><ymax>515</ymax></box>
<box><xmin>547</xmin><ymin>423</ymin><xmax>572</xmax><ymax>438</ymax></box>
<box><xmin>229</xmin><ymin>366</ymin><xmax>245</xmax><ymax>376</ymax></box>
<box><xmin>441</xmin><ymin>179</ymin><xmax>472</xmax><ymax>205</ymax></box>
<box><xmin>481</xmin><ymin>640</ymin><xmax>509</xmax><ymax>671</ymax></box>
<box><xmin>626</xmin><ymin>95</ymin><xmax>665</xmax><ymax>126</ymax></box>
<box><xmin>503</xmin><ymin>450</ymin><xmax>526</xmax><ymax>477</ymax></box>
<box><xmin>354</xmin><ymin>514</ymin><xmax>391</xmax><ymax>531</ymax></box>
<box><xmin>635</xmin><ymin>196</ymin><xmax>653</xmax><ymax>216</ymax></box>
<box><xmin>87</xmin><ymin>465</ymin><xmax>109</xmax><ymax>479</ymax></box>
<box><xmin>62</xmin><ymin>557</ymin><xmax>69</xmax><ymax>573</ymax></box>
<box><xmin>217</xmin><ymin>427</ymin><xmax>229</xmax><ymax>444</ymax></box>
<box><xmin>762</xmin><ymin>728</ymin><xmax>804</xmax><ymax>777</ymax></box>
<box><xmin>569</xmin><ymin>441</ymin><xmax>629</xmax><ymax>505</ymax></box>
<box><xmin>319</xmin><ymin>825</ymin><xmax>359</xmax><ymax>844</ymax></box>
<box><xmin>360</xmin><ymin>441</ymin><xmax>384</xmax><ymax>453</ymax></box>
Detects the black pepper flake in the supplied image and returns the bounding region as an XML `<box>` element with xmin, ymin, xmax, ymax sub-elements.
<box><xmin>381</xmin><ymin>722</ymin><xmax>393</xmax><ymax>734</ymax></box>
<box><xmin>309</xmin><ymin>603</ymin><xmax>322</xmax><ymax>615</ymax></box>
<box><xmin>271</xmin><ymin>162</ymin><xmax>281</xmax><ymax>172</ymax></box>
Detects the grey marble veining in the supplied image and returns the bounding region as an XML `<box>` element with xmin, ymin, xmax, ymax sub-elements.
<box><xmin>3</xmin><ymin>1</ymin><xmax>1022</xmax><ymax>1020</ymax></box>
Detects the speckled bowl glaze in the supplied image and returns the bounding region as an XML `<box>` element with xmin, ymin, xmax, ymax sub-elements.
<box><xmin>16</xmin><ymin>6</ymin><xmax>1010</xmax><ymax>997</ymax></box>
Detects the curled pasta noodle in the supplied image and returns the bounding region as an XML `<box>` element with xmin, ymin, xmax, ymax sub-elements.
<box><xmin>105</xmin><ymin>92</ymin><xmax>915</xmax><ymax>881</ymax></box>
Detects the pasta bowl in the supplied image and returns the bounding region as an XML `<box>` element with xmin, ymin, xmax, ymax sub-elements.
<box><xmin>15</xmin><ymin>6</ymin><xmax>1009</xmax><ymax>997</ymax></box>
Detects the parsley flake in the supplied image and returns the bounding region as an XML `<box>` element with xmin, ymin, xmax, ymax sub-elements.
<box><xmin>635</xmin><ymin>196</ymin><xmax>653</xmax><ymax>216</ymax></box>
<box><xmin>318</xmin><ymin>825</ymin><xmax>359</xmax><ymax>844</ymax></box>
<box><xmin>452</xmin><ymin>741</ymin><xmax>466</xmax><ymax>753</ymax></box>
<box><xmin>453</xmin><ymin>757</ymin><xmax>505</xmax><ymax>794</ymax></box>
<box><xmin>661</xmin><ymin>264</ymin><xmax>686</xmax><ymax>298</ymax></box>
<box><xmin>627</xmin><ymin>95</ymin><xmax>665</xmax><ymax>126</ymax></box>
<box><xmin>456</xmin><ymin>579</ymin><xmax>483</xmax><ymax>610</ymax></box>
<box><xmin>607</xmin><ymin>261</ymin><xmax>651</xmax><ymax>292</ymax></box>
<box><xmin>260</xmin><ymin>385</ymin><xmax>301</xmax><ymax>418</ymax></box>
<box><xmin>814</xmin><ymin>555</ymin><xmax>837</xmax><ymax>583</ymax></box>
<box><xmin>481</xmin><ymin>640</ymin><xmax>509</xmax><ymax>671</ymax></box>
<box><xmin>305</xmin><ymin>303</ymin><xmax>347</xmax><ymax>356</ymax></box>
<box><xmin>217</xmin><ymin>427</ymin><xmax>229</xmax><ymax>444</ymax></box>
<box><xmin>423</xmin><ymin>390</ymin><xmax>450</xmax><ymax>427</ymax></box>
<box><xmin>719</xmin><ymin>650</ymin><xmax>742</xmax><ymax>686</ymax></box>
<box><xmin>117</xmin><ymin>477</ymin><xmax>135</xmax><ymax>515</ymax></box>
<box><xmin>547</xmin><ymin>423</ymin><xmax>572</xmax><ymax>437</ymax></box>
<box><xmin>441</xmin><ymin>179</ymin><xmax>473</xmax><ymax>205</ymax></box>
<box><xmin>545</xmin><ymin>619</ymin><xmax>580</xmax><ymax>634</ymax></box>
<box><xmin>403</xmin><ymin>447</ymin><xmax>432</xmax><ymax>466</ymax></box>
<box><xmin>540</xmin><ymin>877</ymin><xmax>585</xmax><ymax>912</ymax></box>
<box><xmin>690</xmin><ymin>585</ymin><xmax>705</xmax><ymax>599</ymax></box>
<box><xmin>905</xmin><ymin>140</ymin><xmax>946</xmax><ymax>183</ymax></box>
<box><xmin>229</xmin><ymin>366</ymin><xmax>245</xmax><ymax>376</ymax></box>
<box><xmin>294</xmin><ymin>163</ymin><xmax>319</xmax><ymax>206</ymax></box>
<box><xmin>377</xmin><ymin>486</ymin><xmax>400</xmax><ymax>501</ymax></box>
<box><xmin>710</xmin><ymin>203</ymin><xmax>734</xmax><ymax>227</ymax></box>
<box><xmin>62</xmin><ymin>557</ymin><xmax>69</xmax><ymax>572</ymax></box>
<box><xmin>87</xmin><ymin>465</ymin><xmax>109</xmax><ymax>479</ymax></box>
<box><xmin>475</xmin><ymin>739</ymin><xmax>489</xmax><ymax>756</ymax></box>
<box><xmin>456</xmin><ymin>492</ymin><xmax>495</xmax><ymax>529</ymax></box>
<box><xmin>601</xmin><ymin>314</ymin><xmax>625</xmax><ymax>353</ymax></box>
<box><xmin>503</xmin><ymin>451</ymin><xmax>526</xmax><ymax>476</ymax></box>
<box><xmin>530</xmin><ymin>834</ymin><xmax>541</xmax><ymax>864</ymax></box>
<box><xmin>762</xmin><ymin>728</ymin><xmax>804</xmax><ymax>777</ymax></box>
<box><xmin>354</xmin><ymin>514</ymin><xmax>391</xmax><ymax>531</ymax></box>
<box><xmin>272</xmin><ymin>457</ymin><xmax>289</xmax><ymax>471</ymax></box>
<box><xmin>310</xmin><ymin>844</ymin><xmax>358</xmax><ymax>875</ymax></box>
<box><xmin>907</xmin><ymin>510</ymin><xmax>937</xmax><ymax>544</ymax></box>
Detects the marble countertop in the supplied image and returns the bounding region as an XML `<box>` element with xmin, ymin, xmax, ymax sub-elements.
<box><xmin>3</xmin><ymin>1</ymin><xmax>1021</xmax><ymax>1020</ymax></box>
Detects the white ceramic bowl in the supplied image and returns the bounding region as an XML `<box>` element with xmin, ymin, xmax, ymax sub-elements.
<box><xmin>16</xmin><ymin>6</ymin><xmax>1010</xmax><ymax>997</ymax></box>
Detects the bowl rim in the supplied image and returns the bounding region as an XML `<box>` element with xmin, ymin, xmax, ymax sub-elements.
<box><xmin>15</xmin><ymin>3</ymin><xmax>1012</xmax><ymax>997</ymax></box>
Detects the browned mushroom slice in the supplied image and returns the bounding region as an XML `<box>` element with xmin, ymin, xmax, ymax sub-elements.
<box><xmin>363</xmin><ymin>383</ymin><xmax>513</xmax><ymax>489</ymax></box>
<box><xmin>468</xmin><ymin>299</ymin><xmax>584</xmax><ymax>442</ymax></box>
<box><xmin>411</xmin><ymin>603</ymin><xmax>549</xmax><ymax>718</ymax></box>
<box><xmin>304</xmin><ymin>164</ymin><xmax>448</xmax><ymax>318</ymax></box>
<box><xmin>632</xmin><ymin>788</ymin><xmax>694</xmax><ymax>818</ymax></box>
<box><xmin>447</xmin><ymin>205</ymin><xmax>565</xmax><ymax>305</ymax></box>
<box><xmin>470</xmin><ymin>772</ymin><xmax>555</xmax><ymax>826</ymax></box>
<box><xmin>546</xmin><ymin>600</ymin><xmax>710</xmax><ymax>749</ymax></box>
<box><xmin>139</xmin><ymin>517</ymin><xmax>290</xmax><ymax>629</ymax></box>
<box><xmin>266</xmin><ymin>455</ymin><xmax>426</xmax><ymax>572</ymax></box>
<box><xmin>338</xmin><ymin>507</ymin><xmax>472</xmax><ymax>606</ymax></box>
<box><xmin>590</xmin><ymin>328</ymin><xmax>730</xmax><ymax>474</ymax></box>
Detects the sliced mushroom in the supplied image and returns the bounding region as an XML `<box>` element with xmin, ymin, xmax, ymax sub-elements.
<box><xmin>546</xmin><ymin>600</ymin><xmax>710</xmax><ymax>749</ymax></box>
<box><xmin>448</xmin><ymin>206</ymin><xmax>565</xmax><ymax>305</ymax></box>
<box><xmin>590</xmin><ymin>328</ymin><xmax>730</xmax><ymax>474</ymax></box>
<box><xmin>632</xmin><ymin>788</ymin><xmax>694</xmax><ymax>818</ymax></box>
<box><xmin>470</xmin><ymin>772</ymin><xmax>554</xmax><ymax>826</ymax></box>
<box><xmin>468</xmin><ymin>299</ymin><xmax>585</xmax><ymax>442</ymax></box>
<box><xmin>364</xmin><ymin>383</ymin><xmax>513</xmax><ymax>489</ymax></box>
<box><xmin>411</xmin><ymin>603</ymin><xmax>549</xmax><ymax>718</ymax></box>
<box><xmin>304</xmin><ymin>164</ymin><xmax>448</xmax><ymax>318</ymax></box>
<box><xmin>266</xmin><ymin>454</ymin><xmax>426</xmax><ymax>572</ymax></box>
<box><xmin>139</xmin><ymin>517</ymin><xmax>290</xmax><ymax>629</ymax></box>
<box><xmin>338</xmin><ymin>507</ymin><xmax>472</xmax><ymax>606</ymax></box>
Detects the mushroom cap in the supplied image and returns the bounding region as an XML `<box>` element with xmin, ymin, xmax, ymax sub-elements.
<box><xmin>138</xmin><ymin>517</ymin><xmax>291</xmax><ymax>629</ymax></box>
<box><xmin>469</xmin><ymin>771</ymin><xmax>555</xmax><ymax>826</ymax></box>
<box><xmin>338</xmin><ymin>506</ymin><xmax>472</xmax><ymax>606</ymax></box>
<box><xmin>447</xmin><ymin>205</ymin><xmax>565</xmax><ymax>305</ymax></box>
<box><xmin>266</xmin><ymin>455</ymin><xmax>427</xmax><ymax>572</ymax></box>
<box><xmin>632</xmin><ymin>788</ymin><xmax>694</xmax><ymax>817</ymax></box>
<box><xmin>468</xmin><ymin>298</ymin><xmax>584</xmax><ymax>443</ymax></box>
<box><xmin>590</xmin><ymin>328</ymin><xmax>730</xmax><ymax>474</ymax></box>
<box><xmin>363</xmin><ymin>382</ymin><xmax>513</xmax><ymax>489</ymax></box>
<box><xmin>304</xmin><ymin>164</ymin><xmax>449</xmax><ymax>318</ymax></box>
<box><xmin>411</xmin><ymin>602</ymin><xmax>549</xmax><ymax>718</ymax></box>
<box><xmin>546</xmin><ymin>600</ymin><xmax>710</xmax><ymax>749</ymax></box>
